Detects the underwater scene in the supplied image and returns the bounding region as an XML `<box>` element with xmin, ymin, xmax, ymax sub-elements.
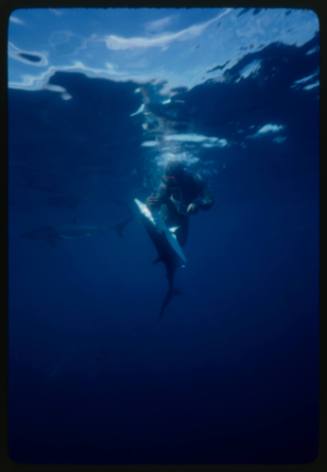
<box><xmin>8</xmin><ymin>7</ymin><xmax>320</xmax><ymax>464</ymax></box>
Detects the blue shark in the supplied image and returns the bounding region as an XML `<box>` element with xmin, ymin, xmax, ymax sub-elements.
<box><xmin>134</xmin><ymin>198</ymin><xmax>186</xmax><ymax>318</ymax></box>
<box><xmin>21</xmin><ymin>224</ymin><xmax>105</xmax><ymax>247</ymax></box>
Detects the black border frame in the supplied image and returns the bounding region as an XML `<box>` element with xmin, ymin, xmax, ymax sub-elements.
<box><xmin>1</xmin><ymin>0</ymin><xmax>324</xmax><ymax>470</ymax></box>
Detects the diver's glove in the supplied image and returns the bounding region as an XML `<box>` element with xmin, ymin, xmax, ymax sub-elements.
<box><xmin>186</xmin><ymin>203</ymin><xmax>199</xmax><ymax>214</ymax></box>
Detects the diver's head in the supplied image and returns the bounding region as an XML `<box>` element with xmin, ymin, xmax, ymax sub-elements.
<box><xmin>163</xmin><ymin>161</ymin><xmax>186</xmax><ymax>184</ymax></box>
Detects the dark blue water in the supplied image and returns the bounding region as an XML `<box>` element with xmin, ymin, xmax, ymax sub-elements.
<box><xmin>8</xmin><ymin>34</ymin><xmax>320</xmax><ymax>464</ymax></box>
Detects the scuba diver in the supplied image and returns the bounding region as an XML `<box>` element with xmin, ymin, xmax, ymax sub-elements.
<box><xmin>112</xmin><ymin>161</ymin><xmax>214</xmax><ymax>318</ymax></box>
<box><xmin>146</xmin><ymin>161</ymin><xmax>214</xmax><ymax>246</ymax></box>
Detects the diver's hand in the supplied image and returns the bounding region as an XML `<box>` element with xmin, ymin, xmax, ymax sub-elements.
<box><xmin>186</xmin><ymin>203</ymin><xmax>198</xmax><ymax>214</ymax></box>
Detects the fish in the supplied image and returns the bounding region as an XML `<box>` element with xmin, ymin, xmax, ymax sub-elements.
<box><xmin>20</xmin><ymin>218</ymin><xmax>133</xmax><ymax>247</ymax></box>
<box><xmin>134</xmin><ymin>198</ymin><xmax>186</xmax><ymax>318</ymax></box>
<box><xmin>21</xmin><ymin>224</ymin><xmax>104</xmax><ymax>246</ymax></box>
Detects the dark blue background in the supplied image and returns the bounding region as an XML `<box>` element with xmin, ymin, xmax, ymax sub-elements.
<box><xmin>8</xmin><ymin>34</ymin><xmax>320</xmax><ymax>464</ymax></box>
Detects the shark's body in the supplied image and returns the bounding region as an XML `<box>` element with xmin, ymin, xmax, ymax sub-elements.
<box><xmin>21</xmin><ymin>224</ymin><xmax>104</xmax><ymax>247</ymax></box>
<box><xmin>134</xmin><ymin>198</ymin><xmax>186</xmax><ymax>318</ymax></box>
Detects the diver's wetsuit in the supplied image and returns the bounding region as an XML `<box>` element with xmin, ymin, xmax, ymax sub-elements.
<box><xmin>147</xmin><ymin>171</ymin><xmax>214</xmax><ymax>246</ymax></box>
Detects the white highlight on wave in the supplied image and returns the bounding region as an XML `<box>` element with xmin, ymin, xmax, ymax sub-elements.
<box><xmin>8</xmin><ymin>42</ymin><xmax>48</xmax><ymax>67</ymax></box>
<box><xmin>293</xmin><ymin>72</ymin><xmax>319</xmax><ymax>86</ymax></box>
<box><xmin>142</xmin><ymin>141</ymin><xmax>158</xmax><ymax>147</ymax></box>
<box><xmin>105</xmin><ymin>9</ymin><xmax>232</xmax><ymax>50</ymax></box>
<box><xmin>248</xmin><ymin>123</ymin><xmax>287</xmax><ymax>143</ymax></box>
<box><xmin>8</xmin><ymin>60</ymin><xmax>161</xmax><ymax>95</ymax></box>
<box><xmin>238</xmin><ymin>59</ymin><xmax>262</xmax><ymax>80</ymax></box>
<box><xmin>141</xmin><ymin>134</ymin><xmax>228</xmax><ymax>150</ymax></box>
<box><xmin>145</xmin><ymin>15</ymin><xmax>177</xmax><ymax>33</ymax></box>
<box><xmin>164</xmin><ymin>134</ymin><xmax>228</xmax><ymax>147</ymax></box>
<box><xmin>43</xmin><ymin>84</ymin><xmax>72</xmax><ymax>100</ymax></box>
<box><xmin>10</xmin><ymin>15</ymin><xmax>25</xmax><ymax>26</ymax></box>
<box><xmin>256</xmin><ymin>123</ymin><xmax>284</xmax><ymax>135</ymax></box>
<box><xmin>291</xmin><ymin>73</ymin><xmax>319</xmax><ymax>92</ymax></box>
<box><xmin>303</xmin><ymin>81</ymin><xmax>319</xmax><ymax>91</ymax></box>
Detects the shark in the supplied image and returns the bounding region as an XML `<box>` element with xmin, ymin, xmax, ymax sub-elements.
<box><xmin>22</xmin><ymin>199</ymin><xmax>185</xmax><ymax>318</ymax></box>
<box><xmin>134</xmin><ymin>198</ymin><xmax>186</xmax><ymax>319</ymax></box>
<box><xmin>21</xmin><ymin>224</ymin><xmax>105</xmax><ymax>247</ymax></box>
<box><xmin>21</xmin><ymin>218</ymin><xmax>133</xmax><ymax>247</ymax></box>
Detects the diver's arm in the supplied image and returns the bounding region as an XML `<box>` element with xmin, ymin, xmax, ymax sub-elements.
<box><xmin>187</xmin><ymin>177</ymin><xmax>214</xmax><ymax>213</ymax></box>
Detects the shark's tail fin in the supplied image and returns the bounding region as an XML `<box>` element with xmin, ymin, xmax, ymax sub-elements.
<box><xmin>158</xmin><ymin>287</ymin><xmax>182</xmax><ymax>320</ymax></box>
